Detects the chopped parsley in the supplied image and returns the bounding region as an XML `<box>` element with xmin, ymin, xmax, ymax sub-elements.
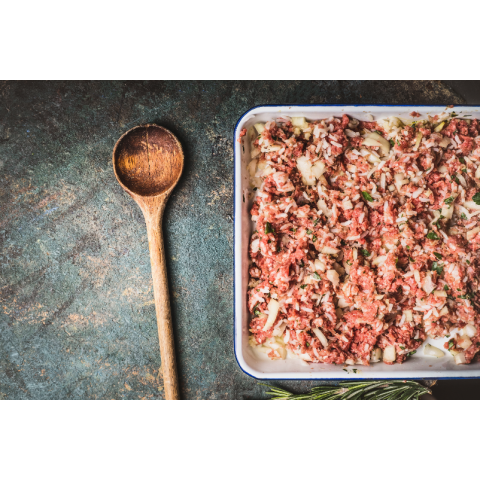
<box><xmin>400</xmin><ymin>346</ymin><xmax>405</xmax><ymax>350</ymax></box>
<box><xmin>306</xmin><ymin>342</ymin><xmax>310</xmax><ymax>347</ymax></box>
<box><xmin>306</xmin><ymin>229</ymin><xmax>313</xmax><ymax>235</ymax></box>
<box><xmin>444</xmin><ymin>196</ymin><xmax>455</xmax><ymax>205</ymax></box>
<box><xmin>362</xmin><ymin>191</ymin><xmax>374</xmax><ymax>202</ymax></box>
<box><xmin>254</xmin><ymin>309</ymin><xmax>261</xmax><ymax>316</ymax></box>
<box><xmin>426</xmin><ymin>231</ymin><xmax>439</xmax><ymax>241</ymax></box>
<box><xmin>353</xmin><ymin>369</ymin><xmax>358</xmax><ymax>374</ymax></box>
<box><xmin>312</xmin><ymin>272</ymin><xmax>321</xmax><ymax>280</ymax></box>
<box><xmin>299</xmin><ymin>260</ymin><xmax>304</xmax><ymax>268</ymax></box>
<box><xmin>312</xmin><ymin>235</ymin><xmax>317</xmax><ymax>242</ymax></box>
<box><xmin>472</xmin><ymin>192</ymin><xmax>480</xmax><ymax>205</ymax></box>
<box><xmin>459</xmin><ymin>157</ymin><xmax>466</xmax><ymax>164</ymax></box>
<box><xmin>389</xmin><ymin>139</ymin><xmax>394</xmax><ymax>147</ymax></box>
<box><xmin>444</xmin><ymin>285</ymin><xmax>449</xmax><ymax>291</ymax></box>
<box><xmin>361</xmin><ymin>249</ymin><xmax>371</xmax><ymax>257</ymax></box>
<box><xmin>458</xmin><ymin>292</ymin><xmax>473</xmax><ymax>300</ymax></box>
<box><xmin>431</xmin><ymin>262</ymin><xmax>443</xmax><ymax>275</ymax></box>
<box><xmin>406</xmin><ymin>245</ymin><xmax>410</xmax><ymax>250</ymax></box>
<box><xmin>448</xmin><ymin>340</ymin><xmax>454</xmax><ymax>350</ymax></box>
<box><xmin>453</xmin><ymin>176</ymin><xmax>460</xmax><ymax>185</ymax></box>
<box><xmin>265</xmin><ymin>222</ymin><xmax>274</xmax><ymax>234</ymax></box>
<box><xmin>466</xmin><ymin>260</ymin><xmax>471</xmax><ymax>265</ymax></box>
<box><xmin>375</xmin><ymin>130</ymin><xmax>384</xmax><ymax>136</ymax></box>
<box><xmin>461</xmin><ymin>213</ymin><xmax>468</xmax><ymax>220</ymax></box>
<box><xmin>313</xmin><ymin>219</ymin><xmax>319</xmax><ymax>226</ymax></box>
<box><xmin>300</xmin><ymin>284</ymin><xmax>307</xmax><ymax>289</ymax></box>
<box><xmin>407</xmin><ymin>350</ymin><xmax>416</xmax><ymax>357</ymax></box>
<box><xmin>433</xmin><ymin>252</ymin><xmax>442</xmax><ymax>260</ymax></box>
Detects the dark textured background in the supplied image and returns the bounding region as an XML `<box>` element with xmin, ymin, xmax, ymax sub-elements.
<box><xmin>1</xmin><ymin>80</ymin><xmax>479</xmax><ymax>400</ymax></box>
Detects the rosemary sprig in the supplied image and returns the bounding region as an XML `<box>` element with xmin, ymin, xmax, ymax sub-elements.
<box><xmin>260</xmin><ymin>380</ymin><xmax>431</xmax><ymax>400</ymax></box>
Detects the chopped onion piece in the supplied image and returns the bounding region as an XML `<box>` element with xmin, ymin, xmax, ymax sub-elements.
<box><xmin>312</xmin><ymin>327</ymin><xmax>328</xmax><ymax>348</ymax></box>
<box><xmin>254</xmin><ymin>123</ymin><xmax>265</xmax><ymax>134</ymax></box>
<box><xmin>262</xmin><ymin>299</ymin><xmax>280</xmax><ymax>332</ymax></box>
<box><xmin>465</xmin><ymin>324</ymin><xmax>477</xmax><ymax>338</ymax></box>
<box><xmin>457</xmin><ymin>334</ymin><xmax>472</xmax><ymax>350</ymax></box>
<box><xmin>321</xmin><ymin>247</ymin><xmax>340</xmax><ymax>255</ymax></box>
<box><xmin>370</xmin><ymin>347</ymin><xmax>383</xmax><ymax>363</ymax></box>
<box><xmin>424</xmin><ymin>343</ymin><xmax>445</xmax><ymax>358</ymax></box>
<box><xmin>383</xmin><ymin>345</ymin><xmax>396</xmax><ymax>363</ymax></box>
<box><xmin>363</xmin><ymin>132</ymin><xmax>390</xmax><ymax>156</ymax></box>
<box><xmin>455</xmin><ymin>352</ymin><xmax>466</xmax><ymax>365</ymax></box>
<box><xmin>326</xmin><ymin>269</ymin><xmax>339</xmax><ymax>286</ymax></box>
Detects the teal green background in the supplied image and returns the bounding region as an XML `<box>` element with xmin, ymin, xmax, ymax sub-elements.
<box><xmin>0</xmin><ymin>81</ymin><xmax>465</xmax><ymax>399</ymax></box>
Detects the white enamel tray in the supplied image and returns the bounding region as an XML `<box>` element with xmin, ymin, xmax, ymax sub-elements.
<box><xmin>234</xmin><ymin>104</ymin><xmax>480</xmax><ymax>380</ymax></box>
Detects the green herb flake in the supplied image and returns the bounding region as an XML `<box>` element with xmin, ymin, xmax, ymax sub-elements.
<box><xmin>426</xmin><ymin>231</ymin><xmax>439</xmax><ymax>241</ymax></box>
<box><xmin>461</xmin><ymin>213</ymin><xmax>468</xmax><ymax>220</ymax></box>
<box><xmin>448</xmin><ymin>340</ymin><xmax>454</xmax><ymax>350</ymax></box>
<box><xmin>306</xmin><ymin>342</ymin><xmax>310</xmax><ymax>347</ymax></box>
<box><xmin>306</xmin><ymin>229</ymin><xmax>313</xmax><ymax>235</ymax></box>
<box><xmin>254</xmin><ymin>309</ymin><xmax>261</xmax><ymax>316</ymax></box>
<box><xmin>300</xmin><ymin>284</ymin><xmax>307</xmax><ymax>289</ymax></box>
<box><xmin>389</xmin><ymin>139</ymin><xmax>394</xmax><ymax>147</ymax></box>
<box><xmin>312</xmin><ymin>272</ymin><xmax>321</xmax><ymax>280</ymax></box>
<box><xmin>353</xmin><ymin>369</ymin><xmax>358</xmax><ymax>373</ymax></box>
<box><xmin>453</xmin><ymin>177</ymin><xmax>460</xmax><ymax>185</ymax></box>
<box><xmin>446</xmin><ymin>335</ymin><xmax>450</xmax><ymax>338</ymax></box>
<box><xmin>459</xmin><ymin>157</ymin><xmax>466</xmax><ymax>164</ymax></box>
<box><xmin>406</xmin><ymin>245</ymin><xmax>410</xmax><ymax>250</ymax></box>
<box><xmin>472</xmin><ymin>192</ymin><xmax>480</xmax><ymax>205</ymax></box>
<box><xmin>265</xmin><ymin>222</ymin><xmax>274</xmax><ymax>234</ymax></box>
<box><xmin>361</xmin><ymin>249</ymin><xmax>370</xmax><ymax>257</ymax></box>
<box><xmin>400</xmin><ymin>346</ymin><xmax>405</xmax><ymax>350</ymax></box>
<box><xmin>444</xmin><ymin>196</ymin><xmax>455</xmax><ymax>205</ymax></box>
<box><xmin>466</xmin><ymin>260</ymin><xmax>471</xmax><ymax>265</ymax></box>
<box><xmin>362</xmin><ymin>191</ymin><xmax>374</xmax><ymax>202</ymax></box>
<box><xmin>343</xmin><ymin>369</ymin><xmax>348</xmax><ymax>373</ymax></box>
<box><xmin>444</xmin><ymin>285</ymin><xmax>449</xmax><ymax>291</ymax></box>
<box><xmin>407</xmin><ymin>350</ymin><xmax>416</xmax><ymax>357</ymax></box>
<box><xmin>313</xmin><ymin>219</ymin><xmax>319</xmax><ymax>226</ymax></box>
<box><xmin>431</xmin><ymin>262</ymin><xmax>443</xmax><ymax>275</ymax></box>
<box><xmin>312</xmin><ymin>235</ymin><xmax>317</xmax><ymax>242</ymax></box>
<box><xmin>299</xmin><ymin>260</ymin><xmax>304</xmax><ymax>268</ymax></box>
<box><xmin>433</xmin><ymin>252</ymin><xmax>442</xmax><ymax>260</ymax></box>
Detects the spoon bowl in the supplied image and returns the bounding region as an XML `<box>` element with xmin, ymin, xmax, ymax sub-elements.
<box><xmin>113</xmin><ymin>124</ymin><xmax>183</xmax><ymax>197</ymax></box>
<box><xmin>113</xmin><ymin>124</ymin><xmax>184</xmax><ymax>400</ymax></box>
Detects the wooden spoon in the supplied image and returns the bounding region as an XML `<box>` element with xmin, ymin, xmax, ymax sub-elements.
<box><xmin>112</xmin><ymin>124</ymin><xmax>184</xmax><ymax>400</ymax></box>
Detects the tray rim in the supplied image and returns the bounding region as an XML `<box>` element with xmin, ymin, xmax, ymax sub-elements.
<box><xmin>233</xmin><ymin>103</ymin><xmax>480</xmax><ymax>381</ymax></box>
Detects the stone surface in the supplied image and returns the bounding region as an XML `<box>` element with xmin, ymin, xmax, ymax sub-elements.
<box><xmin>0</xmin><ymin>81</ymin><xmax>470</xmax><ymax>399</ymax></box>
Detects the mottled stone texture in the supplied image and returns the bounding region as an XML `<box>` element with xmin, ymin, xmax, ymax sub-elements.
<box><xmin>0</xmin><ymin>81</ymin><xmax>465</xmax><ymax>399</ymax></box>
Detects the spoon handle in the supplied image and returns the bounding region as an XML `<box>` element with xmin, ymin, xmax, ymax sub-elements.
<box><xmin>144</xmin><ymin>203</ymin><xmax>180</xmax><ymax>400</ymax></box>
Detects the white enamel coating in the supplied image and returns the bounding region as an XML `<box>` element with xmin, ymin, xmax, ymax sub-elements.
<box><xmin>234</xmin><ymin>104</ymin><xmax>480</xmax><ymax>380</ymax></box>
